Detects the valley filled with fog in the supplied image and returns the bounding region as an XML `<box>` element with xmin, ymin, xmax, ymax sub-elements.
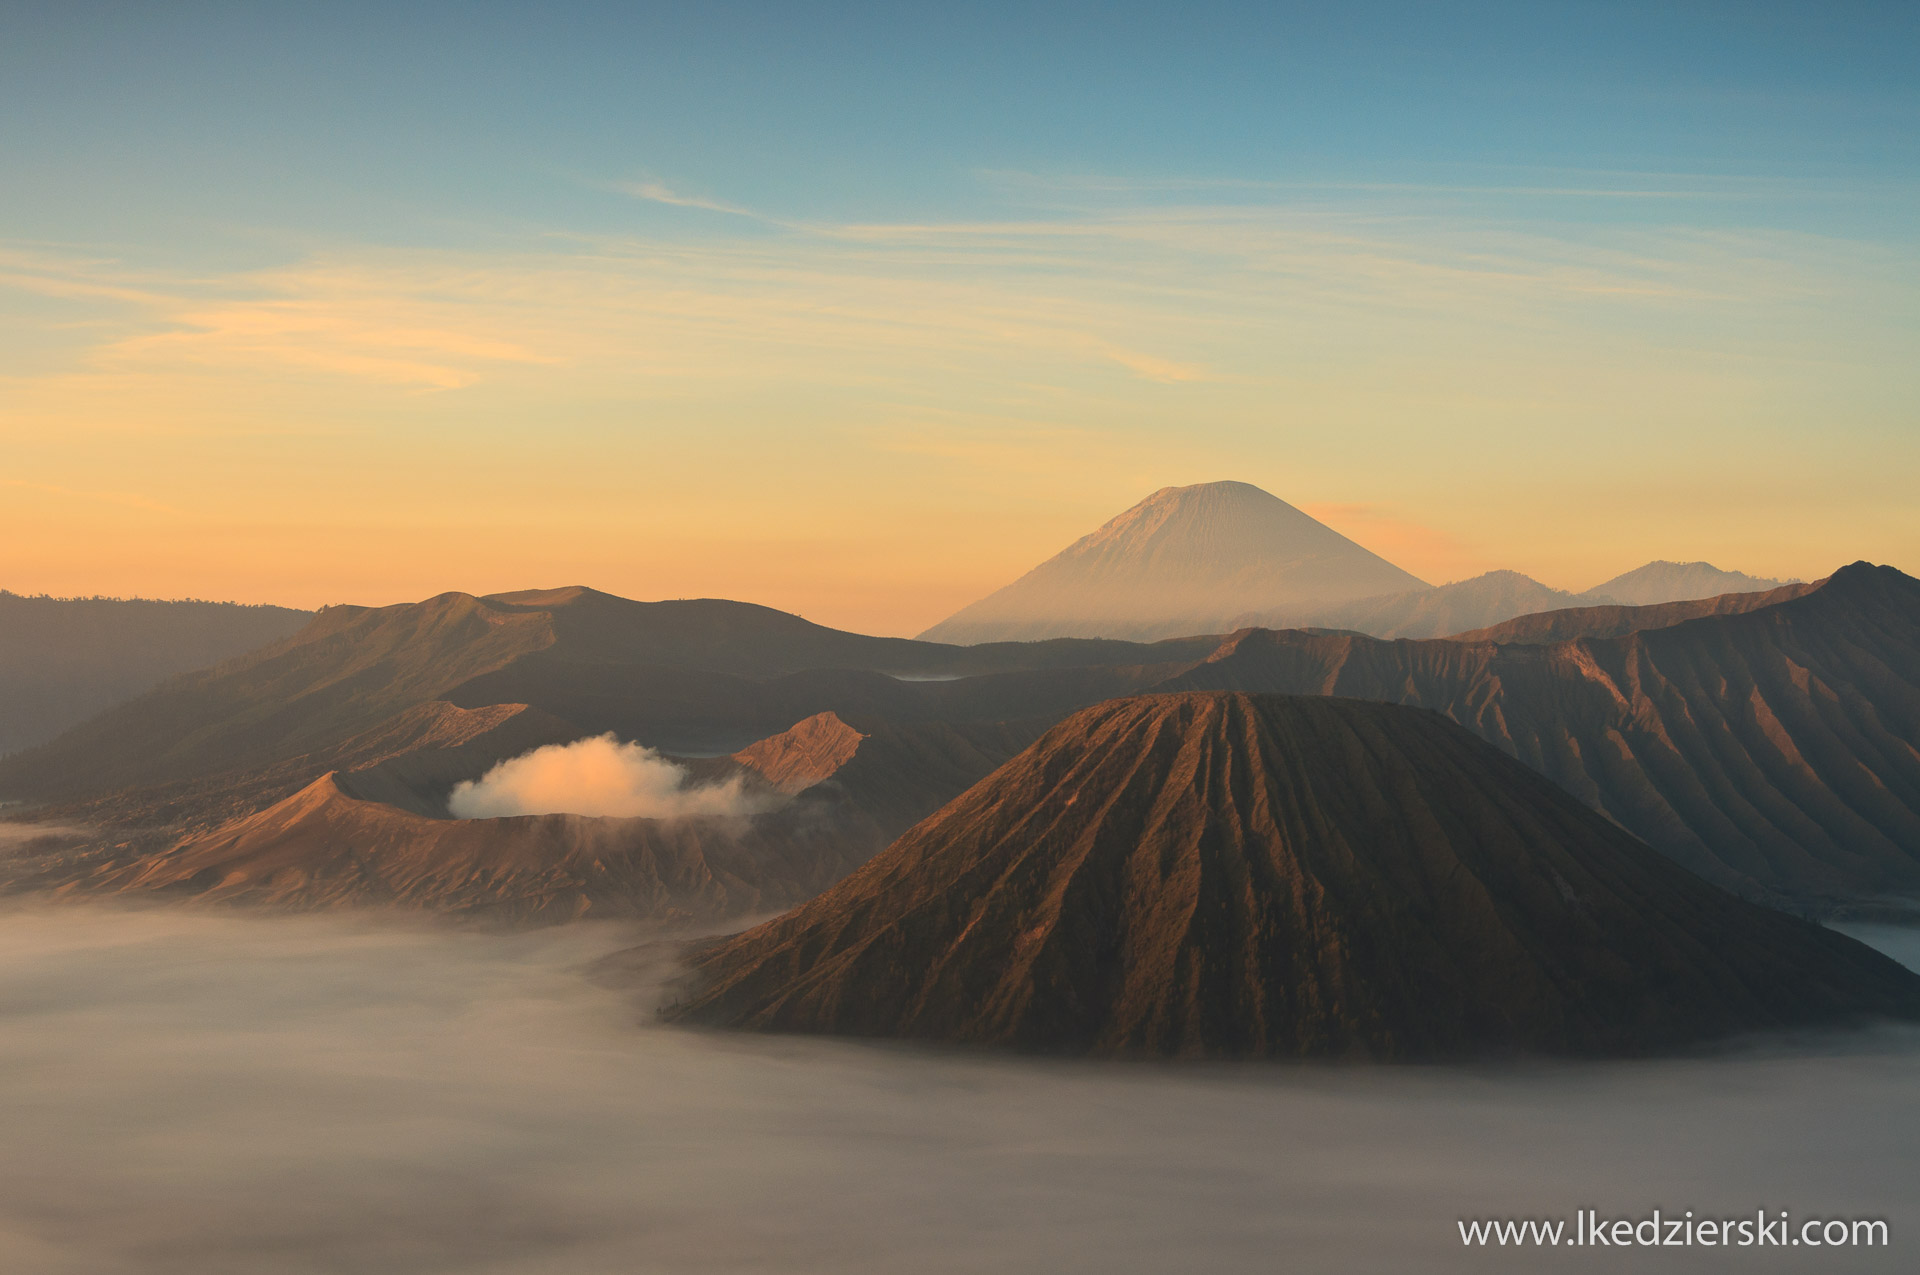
<box><xmin>1</xmin><ymin>906</ymin><xmax>1914</xmax><ymax>1274</ymax></box>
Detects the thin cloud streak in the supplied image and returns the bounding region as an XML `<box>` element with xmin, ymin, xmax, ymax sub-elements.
<box><xmin>615</xmin><ymin>179</ymin><xmax>770</xmax><ymax>221</ymax></box>
<box><xmin>975</xmin><ymin>168</ymin><xmax>1839</xmax><ymax>202</ymax></box>
<box><xmin>5</xmin><ymin>205</ymin><xmax>1904</xmax><ymax>399</ymax></box>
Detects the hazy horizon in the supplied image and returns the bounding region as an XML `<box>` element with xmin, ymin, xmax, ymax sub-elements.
<box><xmin>0</xmin><ymin>499</ymin><xmax>1869</xmax><ymax>641</ymax></box>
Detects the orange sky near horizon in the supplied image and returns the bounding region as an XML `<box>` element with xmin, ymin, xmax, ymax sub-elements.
<box><xmin>5</xmin><ymin>208</ymin><xmax>1916</xmax><ymax>637</ymax></box>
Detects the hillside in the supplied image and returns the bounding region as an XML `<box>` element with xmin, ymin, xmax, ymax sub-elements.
<box><xmin>919</xmin><ymin>481</ymin><xmax>1427</xmax><ymax>643</ymax></box>
<box><xmin>16</xmin><ymin>708</ymin><xmax>1044</xmax><ymax>919</ymax></box>
<box><xmin>0</xmin><ymin>592</ymin><xmax>311</xmax><ymax>757</ymax></box>
<box><xmin>1449</xmin><ymin>580</ymin><xmax>1820</xmax><ymax>644</ymax></box>
<box><xmin>1166</xmin><ymin>563</ymin><xmax>1920</xmax><ymax>904</ymax></box>
<box><xmin>666</xmin><ymin>694</ymin><xmax>1920</xmax><ymax>1059</ymax></box>
<box><xmin>0</xmin><ymin>588</ymin><xmax>1201</xmax><ymax>809</ymax></box>
<box><xmin>75</xmin><ymin>770</ymin><xmax>881</xmax><ymax>924</ymax></box>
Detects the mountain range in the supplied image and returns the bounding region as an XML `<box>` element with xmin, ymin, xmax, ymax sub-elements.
<box><xmin>919</xmin><ymin>482</ymin><xmax>1792</xmax><ymax>642</ymax></box>
<box><xmin>1</xmin><ymin>485</ymin><xmax>1909</xmax><ymax>1065</ymax></box>
<box><xmin>0</xmin><ymin>592</ymin><xmax>311</xmax><ymax>758</ymax></box>
<box><xmin>5</xmin><ymin>562</ymin><xmax>1917</xmax><ymax>916</ymax></box>
<box><xmin>0</xmin><ymin>485</ymin><xmax>1796</xmax><ymax>767</ymax></box>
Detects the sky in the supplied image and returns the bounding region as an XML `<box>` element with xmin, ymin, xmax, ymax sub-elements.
<box><xmin>2</xmin><ymin>0</ymin><xmax>1916</xmax><ymax>635</ymax></box>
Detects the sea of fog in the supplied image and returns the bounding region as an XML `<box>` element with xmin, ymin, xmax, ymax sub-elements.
<box><xmin>0</xmin><ymin>905</ymin><xmax>1915</xmax><ymax>1274</ymax></box>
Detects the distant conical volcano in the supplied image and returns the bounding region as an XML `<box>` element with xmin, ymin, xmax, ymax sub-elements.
<box><xmin>1581</xmin><ymin>560</ymin><xmax>1792</xmax><ymax>607</ymax></box>
<box><xmin>919</xmin><ymin>481</ymin><xmax>1427</xmax><ymax>643</ymax></box>
<box><xmin>666</xmin><ymin>692</ymin><xmax>1920</xmax><ymax>1059</ymax></box>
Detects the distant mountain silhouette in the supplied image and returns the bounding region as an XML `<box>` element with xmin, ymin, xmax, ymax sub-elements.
<box><xmin>1450</xmin><ymin>580</ymin><xmax>1820</xmax><ymax>645</ymax></box>
<box><xmin>0</xmin><ymin>592</ymin><xmax>310</xmax><ymax>758</ymax></box>
<box><xmin>1237</xmin><ymin>570</ymin><xmax>1585</xmax><ymax>640</ymax></box>
<box><xmin>919</xmin><ymin>493</ymin><xmax>1802</xmax><ymax>645</ymax></box>
<box><xmin>1583</xmin><ymin>561</ymin><xmax>1792</xmax><ymax>607</ymax></box>
<box><xmin>919</xmin><ymin>482</ymin><xmax>1427</xmax><ymax>643</ymax></box>
<box><xmin>666</xmin><ymin>693</ymin><xmax>1920</xmax><ymax>1059</ymax></box>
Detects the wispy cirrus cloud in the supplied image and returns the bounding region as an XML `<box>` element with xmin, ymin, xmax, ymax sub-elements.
<box><xmin>976</xmin><ymin>167</ymin><xmax>1832</xmax><ymax>203</ymax></box>
<box><xmin>614</xmin><ymin>179</ymin><xmax>765</xmax><ymax>221</ymax></box>
<box><xmin>2</xmin><ymin>196</ymin><xmax>1908</xmax><ymax>414</ymax></box>
<box><xmin>102</xmin><ymin>286</ymin><xmax>557</xmax><ymax>390</ymax></box>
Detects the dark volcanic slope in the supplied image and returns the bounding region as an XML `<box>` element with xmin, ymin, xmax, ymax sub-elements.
<box><xmin>1164</xmin><ymin>564</ymin><xmax>1920</xmax><ymax>904</ymax></box>
<box><xmin>22</xmin><ymin>709</ymin><xmax>1042</xmax><ymax>920</ymax></box>
<box><xmin>1450</xmin><ymin>580</ymin><xmax>1820</xmax><ymax>644</ymax></box>
<box><xmin>0</xmin><ymin>593</ymin><xmax>311</xmax><ymax>758</ymax></box>
<box><xmin>82</xmin><ymin>771</ymin><xmax>877</xmax><ymax>924</ymax></box>
<box><xmin>668</xmin><ymin>694</ymin><xmax>1920</xmax><ymax>1060</ymax></box>
<box><xmin>10</xmin><ymin>707</ymin><xmax>604</xmax><ymax>869</ymax></box>
<box><xmin>0</xmin><ymin>593</ymin><xmax>557</xmax><ymax>802</ymax></box>
<box><xmin>0</xmin><ymin>587</ymin><xmax>1204</xmax><ymax>809</ymax></box>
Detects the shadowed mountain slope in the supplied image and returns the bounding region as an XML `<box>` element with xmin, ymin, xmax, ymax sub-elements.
<box><xmin>15</xmin><ymin>699</ymin><xmax>586</xmax><ymax>846</ymax></box>
<box><xmin>1164</xmin><ymin>564</ymin><xmax>1920</xmax><ymax>904</ymax></box>
<box><xmin>919</xmin><ymin>482</ymin><xmax>1426</xmax><ymax>643</ymax></box>
<box><xmin>0</xmin><ymin>592</ymin><xmax>311</xmax><ymax>758</ymax></box>
<box><xmin>667</xmin><ymin>693</ymin><xmax>1920</xmax><ymax>1059</ymax></box>
<box><xmin>0</xmin><ymin>587</ymin><xmax>1211</xmax><ymax>808</ymax></box>
<box><xmin>1450</xmin><ymin>580</ymin><xmax>1821</xmax><ymax>645</ymax></box>
<box><xmin>0</xmin><ymin>593</ymin><xmax>556</xmax><ymax>801</ymax></box>
<box><xmin>1585</xmin><ymin>561</ymin><xmax>1792</xmax><ymax>606</ymax></box>
<box><xmin>785</xmin><ymin>716</ymin><xmax>1048</xmax><ymax>837</ymax></box>
<box><xmin>77</xmin><ymin>770</ymin><xmax>880</xmax><ymax>925</ymax></box>
<box><xmin>18</xmin><ymin>709</ymin><xmax>1045</xmax><ymax>920</ymax></box>
<box><xmin>703</xmin><ymin>711</ymin><xmax>1049</xmax><ymax>839</ymax></box>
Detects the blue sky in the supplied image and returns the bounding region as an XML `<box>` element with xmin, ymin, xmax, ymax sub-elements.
<box><xmin>8</xmin><ymin>1</ymin><xmax>1915</xmax><ymax>243</ymax></box>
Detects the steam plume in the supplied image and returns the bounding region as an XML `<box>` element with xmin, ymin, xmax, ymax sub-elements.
<box><xmin>447</xmin><ymin>734</ymin><xmax>768</xmax><ymax>820</ymax></box>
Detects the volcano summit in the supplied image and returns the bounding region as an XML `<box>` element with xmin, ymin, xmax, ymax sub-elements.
<box><xmin>919</xmin><ymin>481</ymin><xmax>1428</xmax><ymax>643</ymax></box>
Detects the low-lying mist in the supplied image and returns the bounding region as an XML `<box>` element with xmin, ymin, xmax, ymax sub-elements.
<box><xmin>0</xmin><ymin>905</ymin><xmax>1914</xmax><ymax>1274</ymax></box>
<box><xmin>447</xmin><ymin>733</ymin><xmax>773</xmax><ymax>820</ymax></box>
